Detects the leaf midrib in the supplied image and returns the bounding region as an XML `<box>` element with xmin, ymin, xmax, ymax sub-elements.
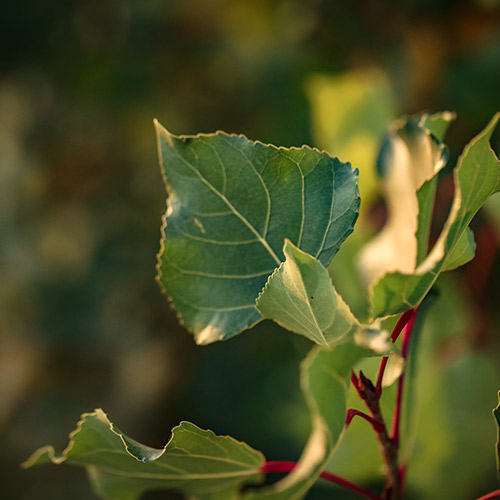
<box><xmin>168</xmin><ymin>139</ymin><xmax>281</xmax><ymax>266</ymax></box>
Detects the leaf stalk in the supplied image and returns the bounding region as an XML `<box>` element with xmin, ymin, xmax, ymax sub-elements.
<box><xmin>259</xmin><ymin>461</ymin><xmax>381</xmax><ymax>500</ymax></box>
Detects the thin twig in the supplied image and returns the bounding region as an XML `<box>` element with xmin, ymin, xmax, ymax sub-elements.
<box><xmin>475</xmin><ymin>491</ymin><xmax>500</xmax><ymax>500</ymax></box>
<box><xmin>356</xmin><ymin>371</ymin><xmax>400</xmax><ymax>500</ymax></box>
<box><xmin>376</xmin><ymin>309</ymin><xmax>414</xmax><ymax>395</ymax></box>
<box><xmin>346</xmin><ymin>408</ymin><xmax>385</xmax><ymax>432</ymax></box>
<box><xmin>390</xmin><ymin>310</ymin><xmax>417</xmax><ymax>447</ymax></box>
<box><xmin>259</xmin><ymin>461</ymin><xmax>382</xmax><ymax>500</ymax></box>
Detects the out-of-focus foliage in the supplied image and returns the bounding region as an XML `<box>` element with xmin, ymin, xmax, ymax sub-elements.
<box><xmin>2</xmin><ymin>1</ymin><xmax>500</xmax><ymax>499</ymax></box>
<box><xmin>306</xmin><ymin>70</ymin><xmax>396</xmax><ymax>210</ymax></box>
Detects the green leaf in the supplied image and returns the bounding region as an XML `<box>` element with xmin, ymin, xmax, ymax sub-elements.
<box><xmin>441</xmin><ymin>227</ymin><xmax>476</xmax><ymax>271</ymax></box>
<box><xmin>256</xmin><ymin>239</ymin><xmax>359</xmax><ymax>346</ymax></box>
<box><xmin>155</xmin><ymin>122</ymin><xmax>360</xmax><ymax>344</ymax></box>
<box><xmin>358</xmin><ymin>114</ymin><xmax>450</xmax><ymax>286</ymax></box>
<box><xmin>371</xmin><ymin>113</ymin><xmax>500</xmax><ymax>318</ymax></box>
<box><xmin>415</xmin><ymin>112</ymin><xmax>455</xmax><ymax>264</ymax></box>
<box><xmin>494</xmin><ymin>391</ymin><xmax>500</xmax><ymax>484</ymax></box>
<box><xmin>421</xmin><ymin>111</ymin><xmax>456</xmax><ymax>141</ymax></box>
<box><xmin>23</xmin><ymin>409</ymin><xmax>264</xmax><ymax>500</ymax></box>
<box><xmin>243</xmin><ymin>342</ymin><xmax>372</xmax><ymax>500</ymax></box>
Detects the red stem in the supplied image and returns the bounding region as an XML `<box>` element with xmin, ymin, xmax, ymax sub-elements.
<box><xmin>390</xmin><ymin>310</ymin><xmax>417</xmax><ymax>447</ymax></box>
<box><xmin>346</xmin><ymin>408</ymin><xmax>385</xmax><ymax>432</ymax></box>
<box><xmin>375</xmin><ymin>309</ymin><xmax>414</xmax><ymax>396</ymax></box>
<box><xmin>476</xmin><ymin>491</ymin><xmax>500</xmax><ymax>500</ymax></box>
<box><xmin>259</xmin><ymin>461</ymin><xmax>381</xmax><ymax>500</ymax></box>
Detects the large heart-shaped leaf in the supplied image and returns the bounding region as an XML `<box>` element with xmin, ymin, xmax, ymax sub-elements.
<box><xmin>155</xmin><ymin>122</ymin><xmax>359</xmax><ymax>344</ymax></box>
<box><xmin>371</xmin><ymin>113</ymin><xmax>500</xmax><ymax>318</ymax></box>
<box><xmin>23</xmin><ymin>409</ymin><xmax>264</xmax><ymax>500</ymax></box>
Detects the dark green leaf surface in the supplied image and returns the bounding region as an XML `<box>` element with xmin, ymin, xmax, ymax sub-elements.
<box><xmin>256</xmin><ymin>240</ymin><xmax>359</xmax><ymax>346</ymax></box>
<box><xmin>23</xmin><ymin>410</ymin><xmax>264</xmax><ymax>500</ymax></box>
<box><xmin>494</xmin><ymin>392</ymin><xmax>500</xmax><ymax>483</ymax></box>
<box><xmin>371</xmin><ymin>113</ymin><xmax>500</xmax><ymax>318</ymax></box>
<box><xmin>155</xmin><ymin>122</ymin><xmax>360</xmax><ymax>344</ymax></box>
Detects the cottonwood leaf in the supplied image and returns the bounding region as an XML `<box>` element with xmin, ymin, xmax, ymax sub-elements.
<box><xmin>243</xmin><ymin>341</ymin><xmax>375</xmax><ymax>500</ymax></box>
<box><xmin>155</xmin><ymin>122</ymin><xmax>360</xmax><ymax>345</ymax></box>
<box><xmin>256</xmin><ymin>239</ymin><xmax>359</xmax><ymax>346</ymax></box>
<box><xmin>415</xmin><ymin>112</ymin><xmax>456</xmax><ymax>264</ymax></box>
<box><xmin>23</xmin><ymin>409</ymin><xmax>264</xmax><ymax>500</ymax></box>
<box><xmin>358</xmin><ymin>113</ymin><xmax>451</xmax><ymax>286</ymax></box>
<box><xmin>494</xmin><ymin>391</ymin><xmax>500</xmax><ymax>484</ymax></box>
<box><xmin>371</xmin><ymin>113</ymin><xmax>500</xmax><ymax>318</ymax></box>
<box><xmin>421</xmin><ymin>111</ymin><xmax>456</xmax><ymax>142</ymax></box>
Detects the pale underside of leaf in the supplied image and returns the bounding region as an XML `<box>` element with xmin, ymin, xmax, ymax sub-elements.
<box><xmin>23</xmin><ymin>409</ymin><xmax>264</xmax><ymax>500</ymax></box>
<box><xmin>155</xmin><ymin>121</ymin><xmax>360</xmax><ymax>344</ymax></box>
<box><xmin>358</xmin><ymin>114</ymin><xmax>450</xmax><ymax>286</ymax></box>
<box><xmin>256</xmin><ymin>239</ymin><xmax>359</xmax><ymax>346</ymax></box>
<box><xmin>371</xmin><ymin>113</ymin><xmax>500</xmax><ymax>318</ymax></box>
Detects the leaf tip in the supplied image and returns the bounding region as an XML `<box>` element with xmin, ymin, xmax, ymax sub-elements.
<box><xmin>195</xmin><ymin>324</ymin><xmax>224</xmax><ymax>345</ymax></box>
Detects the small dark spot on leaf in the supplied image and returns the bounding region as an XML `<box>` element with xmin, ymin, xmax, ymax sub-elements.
<box><xmin>310</xmin><ymin>296</ymin><xmax>314</xmax><ymax>300</ymax></box>
<box><xmin>182</xmin><ymin>137</ymin><xmax>190</xmax><ymax>144</ymax></box>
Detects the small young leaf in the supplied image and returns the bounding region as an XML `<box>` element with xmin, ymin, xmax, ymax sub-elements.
<box><xmin>155</xmin><ymin>122</ymin><xmax>360</xmax><ymax>344</ymax></box>
<box><xmin>494</xmin><ymin>391</ymin><xmax>500</xmax><ymax>483</ymax></box>
<box><xmin>371</xmin><ymin>113</ymin><xmax>500</xmax><ymax>318</ymax></box>
<box><xmin>256</xmin><ymin>239</ymin><xmax>359</xmax><ymax>346</ymax></box>
<box><xmin>23</xmin><ymin>409</ymin><xmax>264</xmax><ymax>500</ymax></box>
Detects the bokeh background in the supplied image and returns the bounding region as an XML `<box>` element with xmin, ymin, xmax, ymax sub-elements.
<box><xmin>2</xmin><ymin>1</ymin><xmax>500</xmax><ymax>499</ymax></box>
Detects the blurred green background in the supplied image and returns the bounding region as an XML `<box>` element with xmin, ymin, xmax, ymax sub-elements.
<box><xmin>2</xmin><ymin>1</ymin><xmax>500</xmax><ymax>499</ymax></box>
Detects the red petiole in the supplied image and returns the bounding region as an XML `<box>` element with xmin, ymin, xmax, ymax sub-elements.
<box><xmin>475</xmin><ymin>491</ymin><xmax>500</xmax><ymax>500</ymax></box>
<box><xmin>259</xmin><ymin>461</ymin><xmax>382</xmax><ymax>500</ymax></box>
<box><xmin>375</xmin><ymin>309</ymin><xmax>414</xmax><ymax>396</ymax></box>
<box><xmin>346</xmin><ymin>408</ymin><xmax>385</xmax><ymax>432</ymax></box>
<box><xmin>390</xmin><ymin>310</ymin><xmax>417</xmax><ymax>446</ymax></box>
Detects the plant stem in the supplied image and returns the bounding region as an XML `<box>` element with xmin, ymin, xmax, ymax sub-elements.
<box><xmin>376</xmin><ymin>309</ymin><xmax>414</xmax><ymax>395</ymax></box>
<box><xmin>350</xmin><ymin>308</ymin><xmax>418</xmax><ymax>499</ymax></box>
<box><xmin>475</xmin><ymin>491</ymin><xmax>500</xmax><ymax>500</ymax></box>
<box><xmin>346</xmin><ymin>408</ymin><xmax>385</xmax><ymax>432</ymax></box>
<box><xmin>390</xmin><ymin>310</ymin><xmax>417</xmax><ymax>447</ymax></box>
<box><xmin>355</xmin><ymin>371</ymin><xmax>401</xmax><ymax>500</ymax></box>
<box><xmin>259</xmin><ymin>461</ymin><xmax>381</xmax><ymax>500</ymax></box>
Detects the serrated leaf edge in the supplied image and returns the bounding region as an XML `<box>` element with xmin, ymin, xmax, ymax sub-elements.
<box><xmin>154</xmin><ymin>120</ymin><xmax>358</xmax><ymax>343</ymax></box>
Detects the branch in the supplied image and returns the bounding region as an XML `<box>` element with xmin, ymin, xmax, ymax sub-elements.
<box><xmin>376</xmin><ymin>309</ymin><xmax>414</xmax><ymax>395</ymax></box>
<box><xmin>390</xmin><ymin>309</ymin><xmax>418</xmax><ymax>447</ymax></box>
<box><xmin>346</xmin><ymin>408</ymin><xmax>385</xmax><ymax>432</ymax></box>
<box><xmin>259</xmin><ymin>461</ymin><xmax>382</xmax><ymax>500</ymax></box>
<box><xmin>475</xmin><ymin>491</ymin><xmax>500</xmax><ymax>500</ymax></box>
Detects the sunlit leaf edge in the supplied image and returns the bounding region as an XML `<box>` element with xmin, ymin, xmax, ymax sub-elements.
<box><xmin>154</xmin><ymin>120</ymin><xmax>360</xmax><ymax>344</ymax></box>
